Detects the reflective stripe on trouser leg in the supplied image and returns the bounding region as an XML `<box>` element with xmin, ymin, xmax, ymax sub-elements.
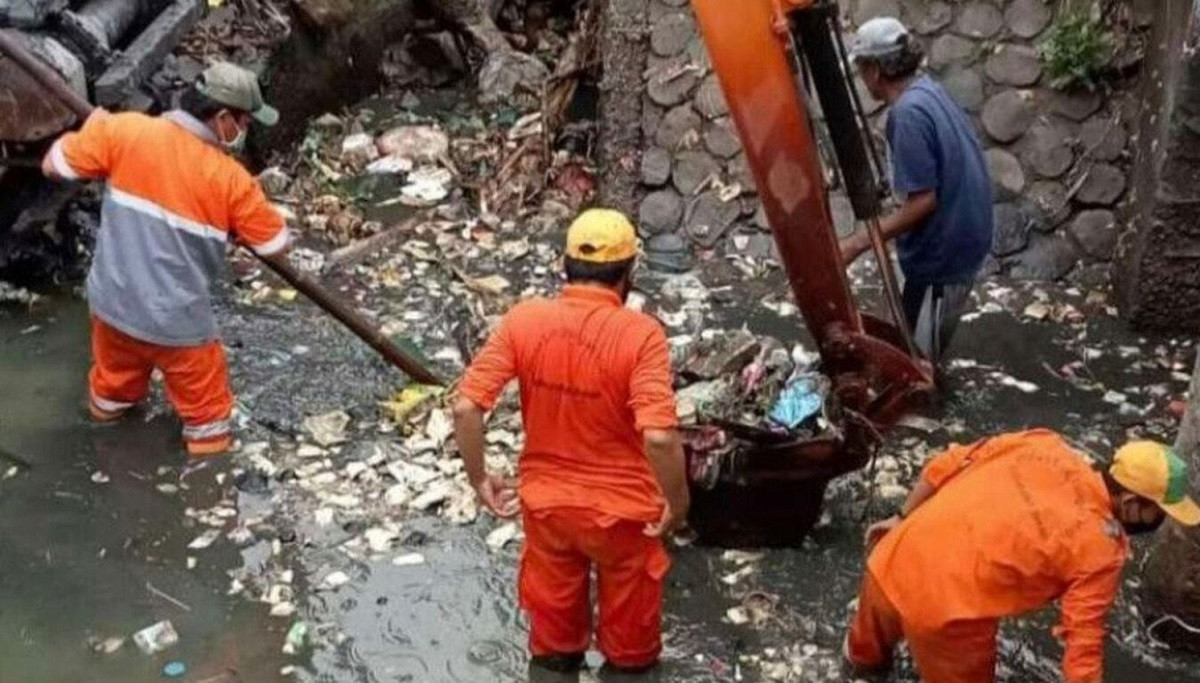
<box><xmin>182</xmin><ymin>418</ymin><xmax>233</xmax><ymax>441</ymax></box>
<box><xmin>156</xmin><ymin>339</ymin><xmax>235</xmax><ymax>452</ymax></box>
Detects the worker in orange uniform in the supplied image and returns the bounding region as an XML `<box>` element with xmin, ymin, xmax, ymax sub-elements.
<box><xmin>846</xmin><ymin>430</ymin><xmax>1200</xmax><ymax>682</ymax></box>
<box><xmin>452</xmin><ymin>208</ymin><xmax>689</xmax><ymax>680</ymax></box>
<box><xmin>42</xmin><ymin>62</ymin><xmax>288</xmax><ymax>456</ymax></box>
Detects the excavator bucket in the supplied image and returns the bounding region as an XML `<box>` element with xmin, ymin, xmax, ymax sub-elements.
<box><xmin>0</xmin><ymin>54</ymin><xmax>76</xmax><ymax>142</ymax></box>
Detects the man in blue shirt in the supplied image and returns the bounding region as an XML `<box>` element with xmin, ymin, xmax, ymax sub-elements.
<box><xmin>838</xmin><ymin>17</ymin><xmax>993</xmax><ymax>365</ymax></box>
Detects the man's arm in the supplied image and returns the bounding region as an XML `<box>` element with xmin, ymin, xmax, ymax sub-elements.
<box><xmin>643</xmin><ymin>428</ymin><xmax>689</xmax><ymax>536</ymax></box>
<box><xmin>453</xmin><ymin>317</ymin><xmax>519</xmax><ymax>516</ymax></box>
<box><xmin>839</xmin><ymin>190</ymin><xmax>937</xmax><ymax>266</ymax></box>
<box><xmin>41</xmin><ymin>109</ymin><xmax>114</xmax><ymax>182</ymax></box>
<box><xmin>231</xmin><ymin>173</ymin><xmax>291</xmax><ymax>257</ymax></box>
<box><xmin>452</xmin><ymin>396</ymin><xmax>517</xmax><ymax>517</ymax></box>
<box><xmin>628</xmin><ymin>324</ymin><xmax>689</xmax><ymax>536</ymax></box>
<box><xmin>1056</xmin><ymin>561</ymin><xmax>1123</xmax><ymax>683</ymax></box>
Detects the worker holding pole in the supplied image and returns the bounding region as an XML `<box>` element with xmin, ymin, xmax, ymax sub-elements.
<box><xmin>42</xmin><ymin>62</ymin><xmax>287</xmax><ymax>456</ymax></box>
<box><xmin>837</xmin><ymin>17</ymin><xmax>994</xmax><ymax>367</ymax></box>
<box><xmin>452</xmin><ymin>208</ymin><xmax>689</xmax><ymax>679</ymax></box>
<box><xmin>846</xmin><ymin>431</ymin><xmax>1200</xmax><ymax>682</ymax></box>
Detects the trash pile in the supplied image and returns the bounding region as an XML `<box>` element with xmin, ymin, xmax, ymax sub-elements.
<box><xmin>669</xmin><ymin>328</ymin><xmax>833</xmax><ymax>488</ymax></box>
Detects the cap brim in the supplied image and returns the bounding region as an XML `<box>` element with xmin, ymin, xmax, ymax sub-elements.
<box><xmin>1161</xmin><ymin>496</ymin><xmax>1200</xmax><ymax>526</ymax></box>
<box><xmin>252</xmin><ymin>104</ymin><xmax>279</xmax><ymax>127</ymax></box>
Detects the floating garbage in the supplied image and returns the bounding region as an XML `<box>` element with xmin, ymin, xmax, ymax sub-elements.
<box><xmin>376</xmin><ymin>125</ymin><xmax>449</xmax><ymax>163</ymax></box>
<box><xmin>132</xmin><ymin>620</ymin><xmax>179</xmax><ymax>655</ymax></box>
<box><xmin>392</xmin><ymin>552</ymin><xmax>426</xmax><ymax>567</ymax></box>
<box><xmin>282</xmin><ymin>621</ymin><xmax>308</xmax><ymax>655</ymax></box>
<box><xmin>303</xmin><ymin>411</ymin><xmax>351</xmax><ymax>446</ymax></box>
<box><xmin>187</xmin><ymin>529</ymin><xmax>221</xmax><ymax>550</ymax></box>
<box><xmin>363</xmin><ymin>527</ymin><xmax>398</xmax><ymax>553</ymax></box>
<box><xmin>365</xmin><ymin>155</ymin><xmax>414</xmax><ymax>175</ymax></box>
<box><xmin>485</xmin><ymin>522</ymin><xmax>520</xmax><ymax>552</ymax></box>
<box><xmin>162</xmin><ymin>660</ymin><xmax>187</xmax><ymax>678</ymax></box>
<box><xmin>321</xmin><ymin>571</ymin><xmax>350</xmax><ymax>589</ymax></box>
<box><xmin>90</xmin><ymin>636</ymin><xmax>125</xmax><ymax>654</ymax></box>
<box><xmin>401</xmin><ymin>167</ymin><xmax>453</xmax><ymax>206</ymax></box>
<box><xmin>767</xmin><ymin>374</ymin><xmax>827</xmax><ymax>430</ymax></box>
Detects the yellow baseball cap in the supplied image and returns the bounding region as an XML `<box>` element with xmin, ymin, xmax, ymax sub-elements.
<box><xmin>1110</xmin><ymin>441</ymin><xmax>1200</xmax><ymax>526</ymax></box>
<box><xmin>565</xmin><ymin>209</ymin><xmax>638</xmax><ymax>263</ymax></box>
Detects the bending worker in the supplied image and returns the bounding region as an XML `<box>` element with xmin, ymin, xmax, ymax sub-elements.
<box><xmin>846</xmin><ymin>430</ymin><xmax>1200</xmax><ymax>682</ymax></box>
<box><xmin>453</xmin><ymin>208</ymin><xmax>688</xmax><ymax>679</ymax></box>
<box><xmin>43</xmin><ymin>62</ymin><xmax>288</xmax><ymax>456</ymax></box>
<box><xmin>837</xmin><ymin>17</ymin><xmax>993</xmax><ymax>365</ymax></box>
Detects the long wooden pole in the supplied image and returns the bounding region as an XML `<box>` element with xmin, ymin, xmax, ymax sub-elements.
<box><xmin>0</xmin><ymin>30</ymin><xmax>444</xmax><ymax>386</ymax></box>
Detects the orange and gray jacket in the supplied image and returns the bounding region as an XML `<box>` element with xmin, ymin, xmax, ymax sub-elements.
<box><xmin>47</xmin><ymin>110</ymin><xmax>288</xmax><ymax>346</ymax></box>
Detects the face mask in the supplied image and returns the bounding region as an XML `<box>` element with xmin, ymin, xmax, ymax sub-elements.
<box><xmin>218</xmin><ymin>112</ymin><xmax>247</xmax><ymax>154</ymax></box>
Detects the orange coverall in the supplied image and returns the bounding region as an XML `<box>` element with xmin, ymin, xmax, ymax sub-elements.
<box><xmin>847</xmin><ymin>430</ymin><xmax>1128</xmax><ymax>683</ymax></box>
<box><xmin>48</xmin><ymin>110</ymin><xmax>287</xmax><ymax>455</ymax></box>
<box><xmin>457</xmin><ymin>284</ymin><xmax>679</xmax><ymax>668</ymax></box>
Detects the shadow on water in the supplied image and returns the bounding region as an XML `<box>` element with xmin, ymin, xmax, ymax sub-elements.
<box><xmin>0</xmin><ymin>299</ymin><xmax>285</xmax><ymax>682</ymax></box>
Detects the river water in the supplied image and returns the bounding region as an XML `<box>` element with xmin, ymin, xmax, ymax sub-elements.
<box><xmin>4</xmin><ymin>286</ymin><xmax>1200</xmax><ymax>682</ymax></box>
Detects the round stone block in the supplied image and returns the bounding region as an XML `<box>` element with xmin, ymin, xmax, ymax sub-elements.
<box><xmin>641</xmin><ymin>147</ymin><xmax>672</xmax><ymax>187</ymax></box>
<box><xmin>672</xmin><ymin>150</ymin><xmax>722</xmax><ymax>196</ymax></box>
<box><xmin>954</xmin><ymin>1</ymin><xmax>1003</xmax><ymax>39</ymax></box>
<box><xmin>655</xmin><ymin>104</ymin><xmax>702</xmax><ymax>151</ymax></box>
<box><xmin>982</xmin><ymin>90</ymin><xmax>1036</xmax><ymax>143</ymax></box>
<box><xmin>638</xmin><ymin>190</ymin><xmax>684</xmax><ymax>235</ymax></box>
<box><xmin>985</xmin><ymin>147</ymin><xmax>1027</xmax><ymax>200</ymax></box>
<box><xmin>1075</xmin><ymin>163</ymin><xmax>1127</xmax><ymax>206</ymax></box>
<box><xmin>1005</xmin><ymin>0</ymin><xmax>1052</xmax><ymax>39</ymax></box>
<box><xmin>685</xmin><ymin>190</ymin><xmax>741</xmax><ymax>248</ymax></box>
<box><xmin>703</xmin><ymin>118</ymin><xmax>742</xmax><ymax>159</ymax></box>
<box><xmin>694</xmin><ymin>74</ymin><xmax>729</xmax><ymax>120</ymax></box>
<box><xmin>650</xmin><ymin>13</ymin><xmax>695</xmax><ymax>57</ymax></box>
<box><xmin>992</xmin><ymin>202</ymin><xmax>1031</xmax><ymax>257</ymax></box>
<box><xmin>1069</xmin><ymin>209</ymin><xmax>1118</xmax><ymax>260</ymax></box>
<box><xmin>928</xmin><ymin>34</ymin><xmax>977</xmax><ymax>71</ymax></box>
<box><xmin>984</xmin><ymin>44</ymin><xmax>1042</xmax><ymax>87</ymax></box>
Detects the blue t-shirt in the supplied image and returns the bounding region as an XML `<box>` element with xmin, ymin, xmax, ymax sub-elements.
<box><xmin>886</xmin><ymin>74</ymin><xmax>993</xmax><ymax>284</ymax></box>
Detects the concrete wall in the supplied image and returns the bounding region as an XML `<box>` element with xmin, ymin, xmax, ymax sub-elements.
<box><xmin>1116</xmin><ymin>0</ymin><xmax>1200</xmax><ymax>330</ymax></box>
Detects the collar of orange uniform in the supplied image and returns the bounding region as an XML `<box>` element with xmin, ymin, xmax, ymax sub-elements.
<box><xmin>561</xmin><ymin>284</ymin><xmax>622</xmax><ymax>307</ymax></box>
<box><xmin>163</xmin><ymin>110</ymin><xmax>219</xmax><ymax>146</ymax></box>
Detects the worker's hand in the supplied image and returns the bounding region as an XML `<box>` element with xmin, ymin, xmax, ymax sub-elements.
<box><xmin>644</xmin><ymin>499</ymin><xmax>689</xmax><ymax>538</ymax></box>
<box><xmin>838</xmin><ymin>231</ymin><xmax>871</xmax><ymax>267</ymax></box>
<box><xmin>864</xmin><ymin>514</ymin><xmax>902</xmax><ymax>551</ymax></box>
<box><xmin>473</xmin><ymin>472</ymin><xmax>519</xmax><ymax>518</ymax></box>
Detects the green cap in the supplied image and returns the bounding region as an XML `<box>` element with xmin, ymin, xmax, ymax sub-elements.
<box><xmin>195</xmin><ymin>62</ymin><xmax>279</xmax><ymax>127</ymax></box>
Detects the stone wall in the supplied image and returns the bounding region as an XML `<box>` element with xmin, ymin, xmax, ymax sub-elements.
<box><xmin>631</xmin><ymin>0</ymin><xmax>1146</xmax><ymax>281</ymax></box>
<box><xmin>1116</xmin><ymin>0</ymin><xmax>1200</xmax><ymax>331</ymax></box>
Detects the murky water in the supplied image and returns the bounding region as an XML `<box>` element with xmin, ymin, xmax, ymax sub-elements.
<box><xmin>5</xmin><ymin>286</ymin><xmax>1200</xmax><ymax>682</ymax></box>
<box><xmin>0</xmin><ymin>299</ymin><xmax>285</xmax><ymax>682</ymax></box>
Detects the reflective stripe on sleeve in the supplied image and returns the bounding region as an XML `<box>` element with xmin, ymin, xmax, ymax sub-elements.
<box><xmin>251</xmin><ymin>227</ymin><xmax>290</xmax><ymax>256</ymax></box>
<box><xmin>49</xmin><ymin>140</ymin><xmax>80</xmax><ymax>180</ymax></box>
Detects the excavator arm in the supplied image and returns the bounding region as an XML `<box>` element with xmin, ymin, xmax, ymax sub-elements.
<box><xmin>694</xmin><ymin>0</ymin><xmax>933</xmax><ymax>427</ymax></box>
<box><xmin>685</xmin><ymin>0</ymin><xmax>935</xmax><ymax>546</ymax></box>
